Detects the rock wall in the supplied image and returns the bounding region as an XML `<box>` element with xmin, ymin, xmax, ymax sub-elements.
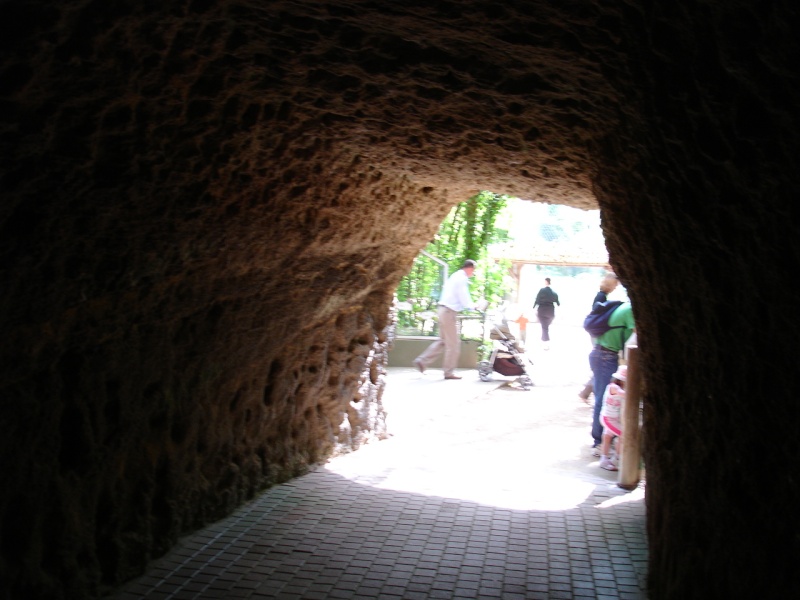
<box><xmin>1</xmin><ymin>1</ymin><xmax>798</xmax><ymax>599</ymax></box>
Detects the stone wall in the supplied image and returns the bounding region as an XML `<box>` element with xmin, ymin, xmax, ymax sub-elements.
<box><xmin>1</xmin><ymin>1</ymin><xmax>799</xmax><ymax>599</ymax></box>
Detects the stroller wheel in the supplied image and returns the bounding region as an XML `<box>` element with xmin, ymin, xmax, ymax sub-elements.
<box><xmin>478</xmin><ymin>361</ymin><xmax>493</xmax><ymax>382</ymax></box>
<box><xmin>519</xmin><ymin>375</ymin><xmax>533</xmax><ymax>389</ymax></box>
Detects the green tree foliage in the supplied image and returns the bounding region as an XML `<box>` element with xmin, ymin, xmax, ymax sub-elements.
<box><xmin>395</xmin><ymin>191</ymin><xmax>511</xmax><ymax>334</ymax></box>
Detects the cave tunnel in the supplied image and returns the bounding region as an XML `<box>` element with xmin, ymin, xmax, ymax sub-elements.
<box><xmin>1</xmin><ymin>1</ymin><xmax>799</xmax><ymax>598</ymax></box>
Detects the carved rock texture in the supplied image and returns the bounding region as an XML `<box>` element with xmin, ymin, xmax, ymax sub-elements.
<box><xmin>1</xmin><ymin>1</ymin><xmax>798</xmax><ymax>599</ymax></box>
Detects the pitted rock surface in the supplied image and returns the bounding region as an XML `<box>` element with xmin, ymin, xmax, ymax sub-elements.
<box><xmin>2</xmin><ymin>1</ymin><xmax>799</xmax><ymax>599</ymax></box>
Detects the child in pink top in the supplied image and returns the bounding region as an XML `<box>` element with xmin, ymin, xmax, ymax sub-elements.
<box><xmin>599</xmin><ymin>365</ymin><xmax>627</xmax><ymax>471</ymax></box>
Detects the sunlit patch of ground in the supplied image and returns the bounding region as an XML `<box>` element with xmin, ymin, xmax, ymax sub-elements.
<box><xmin>327</xmin><ymin>325</ymin><xmax>645</xmax><ymax>511</ymax></box>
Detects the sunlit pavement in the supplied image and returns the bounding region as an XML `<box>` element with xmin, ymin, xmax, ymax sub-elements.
<box><xmin>110</xmin><ymin>324</ymin><xmax>647</xmax><ymax>599</ymax></box>
<box><xmin>342</xmin><ymin>370</ymin><xmax>639</xmax><ymax>513</ymax></box>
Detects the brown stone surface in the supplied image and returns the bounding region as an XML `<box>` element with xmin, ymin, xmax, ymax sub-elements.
<box><xmin>1</xmin><ymin>1</ymin><xmax>799</xmax><ymax>599</ymax></box>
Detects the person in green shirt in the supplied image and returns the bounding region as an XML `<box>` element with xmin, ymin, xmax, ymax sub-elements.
<box><xmin>579</xmin><ymin>272</ymin><xmax>620</xmax><ymax>403</ymax></box>
<box><xmin>588</xmin><ymin>302</ymin><xmax>636</xmax><ymax>454</ymax></box>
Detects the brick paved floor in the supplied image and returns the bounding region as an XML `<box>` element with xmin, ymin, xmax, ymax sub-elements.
<box><xmin>108</xmin><ymin>333</ymin><xmax>648</xmax><ymax>599</ymax></box>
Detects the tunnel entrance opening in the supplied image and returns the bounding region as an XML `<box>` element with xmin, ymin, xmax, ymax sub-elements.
<box><xmin>378</xmin><ymin>190</ymin><xmax>645</xmax><ymax>481</ymax></box>
<box><xmin>385</xmin><ymin>199</ymin><xmax>628</xmax><ymax>482</ymax></box>
<box><xmin>390</xmin><ymin>199</ymin><xmax>615</xmax><ymax>367</ymax></box>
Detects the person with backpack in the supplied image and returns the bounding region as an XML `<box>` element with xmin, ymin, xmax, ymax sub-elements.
<box><xmin>579</xmin><ymin>273</ymin><xmax>620</xmax><ymax>403</ymax></box>
<box><xmin>587</xmin><ymin>300</ymin><xmax>635</xmax><ymax>455</ymax></box>
<box><xmin>591</xmin><ymin>272</ymin><xmax>619</xmax><ymax>310</ymax></box>
<box><xmin>533</xmin><ymin>277</ymin><xmax>560</xmax><ymax>349</ymax></box>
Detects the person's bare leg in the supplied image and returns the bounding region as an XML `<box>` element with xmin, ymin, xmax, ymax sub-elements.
<box><xmin>599</xmin><ymin>422</ymin><xmax>619</xmax><ymax>470</ymax></box>
<box><xmin>578</xmin><ymin>378</ymin><xmax>593</xmax><ymax>403</ymax></box>
<box><xmin>600</xmin><ymin>431</ymin><xmax>613</xmax><ymax>457</ymax></box>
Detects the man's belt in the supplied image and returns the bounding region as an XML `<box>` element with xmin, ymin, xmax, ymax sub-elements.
<box><xmin>595</xmin><ymin>345</ymin><xmax>618</xmax><ymax>353</ymax></box>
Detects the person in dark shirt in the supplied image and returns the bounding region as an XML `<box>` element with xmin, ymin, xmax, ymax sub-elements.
<box><xmin>533</xmin><ymin>278</ymin><xmax>560</xmax><ymax>349</ymax></box>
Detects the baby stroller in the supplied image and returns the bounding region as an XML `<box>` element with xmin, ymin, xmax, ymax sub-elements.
<box><xmin>478</xmin><ymin>321</ymin><xmax>534</xmax><ymax>389</ymax></box>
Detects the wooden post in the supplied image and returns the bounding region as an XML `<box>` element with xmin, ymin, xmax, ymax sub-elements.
<box><xmin>618</xmin><ymin>345</ymin><xmax>641</xmax><ymax>490</ymax></box>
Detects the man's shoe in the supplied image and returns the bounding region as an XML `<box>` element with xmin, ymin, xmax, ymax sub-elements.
<box><xmin>413</xmin><ymin>359</ymin><xmax>425</xmax><ymax>373</ymax></box>
<box><xmin>444</xmin><ymin>374</ymin><xmax>462</xmax><ymax>380</ymax></box>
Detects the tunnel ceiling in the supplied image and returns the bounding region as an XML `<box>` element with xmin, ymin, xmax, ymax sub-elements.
<box><xmin>5</xmin><ymin>0</ymin><xmax>621</xmax><ymax>214</ymax></box>
<box><xmin>242</xmin><ymin>0</ymin><xmax>617</xmax><ymax>207</ymax></box>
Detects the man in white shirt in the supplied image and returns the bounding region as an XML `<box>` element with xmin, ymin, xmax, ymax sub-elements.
<box><xmin>414</xmin><ymin>259</ymin><xmax>487</xmax><ymax>379</ymax></box>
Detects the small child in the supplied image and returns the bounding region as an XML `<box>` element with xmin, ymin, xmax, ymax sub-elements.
<box><xmin>513</xmin><ymin>312</ymin><xmax>529</xmax><ymax>347</ymax></box>
<box><xmin>599</xmin><ymin>365</ymin><xmax>627</xmax><ymax>471</ymax></box>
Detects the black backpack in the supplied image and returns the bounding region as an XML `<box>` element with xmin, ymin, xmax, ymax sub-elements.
<box><xmin>583</xmin><ymin>300</ymin><xmax>624</xmax><ymax>337</ymax></box>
